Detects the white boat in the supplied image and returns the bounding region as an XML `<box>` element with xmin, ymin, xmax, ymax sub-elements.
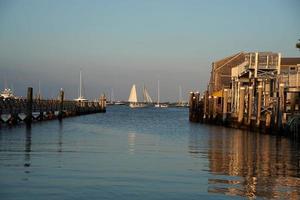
<box><xmin>74</xmin><ymin>70</ymin><xmax>88</xmax><ymax>102</ymax></box>
<box><xmin>0</xmin><ymin>88</ymin><xmax>15</xmax><ymax>99</ymax></box>
<box><xmin>128</xmin><ymin>84</ymin><xmax>147</xmax><ymax>108</ymax></box>
<box><xmin>154</xmin><ymin>80</ymin><xmax>168</xmax><ymax>108</ymax></box>
<box><xmin>114</xmin><ymin>101</ymin><xmax>125</xmax><ymax>105</ymax></box>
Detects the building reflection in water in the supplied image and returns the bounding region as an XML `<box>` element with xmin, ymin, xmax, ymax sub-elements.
<box><xmin>189</xmin><ymin>126</ymin><xmax>300</xmax><ymax>199</ymax></box>
<box><xmin>24</xmin><ymin>125</ymin><xmax>32</xmax><ymax>174</ymax></box>
<box><xmin>128</xmin><ymin>132</ymin><xmax>136</xmax><ymax>154</ymax></box>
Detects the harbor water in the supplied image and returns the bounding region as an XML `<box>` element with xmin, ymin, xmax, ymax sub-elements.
<box><xmin>1</xmin><ymin>106</ymin><xmax>300</xmax><ymax>199</ymax></box>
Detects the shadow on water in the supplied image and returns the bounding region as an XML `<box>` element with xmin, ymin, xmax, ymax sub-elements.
<box><xmin>188</xmin><ymin>125</ymin><xmax>300</xmax><ymax>199</ymax></box>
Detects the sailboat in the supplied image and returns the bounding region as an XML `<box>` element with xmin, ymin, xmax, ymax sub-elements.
<box><xmin>128</xmin><ymin>84</ymin><xmax>153</xmax><ymax>108</ymax></box>
<box><xmin>143</xmin><ymin>85</ymin><xmax>153</xmax><ymax>105</ymax></box>
<box><xmin>106</xmin><ymin>88</ymin><xmax>114</xmax><ymax>105</ymax></box>
<box><xmin>154</xmin><ymin>80</ymin><xmax>168</xmax><ymax>108</ymax></box>
<box><xmin>74</xmin><ymin>70</ymin><xmax>88</xmax><ymax>102</ymax></box>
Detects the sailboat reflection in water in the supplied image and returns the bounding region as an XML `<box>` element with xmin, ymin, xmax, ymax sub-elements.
<box><xmin>128</xmin><ymin>132</ymin><xmax>136</xmax><ymax>154</ymax></box>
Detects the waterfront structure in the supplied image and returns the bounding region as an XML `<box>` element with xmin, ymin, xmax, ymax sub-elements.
<box><xmin>0</xmin><ymin>87</ymin><xmax>106</xmax><ymax>126</ymax></box>
<box><xmin>190</xmin><ymin>52</ymin><xmax>300</xmax><ymax>138</ymax></box>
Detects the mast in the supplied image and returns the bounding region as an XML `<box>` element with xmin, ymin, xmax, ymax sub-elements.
<box><xmin>79</xmin><ymin>70</ymin><xmax>82</xmax><ymax>98</ymax></box>
<box><xmin>179</xmin><ymin>85</ymin><xmax>182</xmax><ymax>103</ymax></box>
<box><xmin>4</xmin><ymin>78</ymin><xmax>8</xmax><ymax>89</ymax></box>
<box><xmin>157</xmin><ymin>80</ymin><xmax>160</xmax><ymax>104</ymax></box>
<box><xmin>38</xmin><ymin>80</ymin><xmax>41</xmax><ymax>99</ymax></box>
<box><xmin>143</xmin><ymin>85</ymin><xmax>153</xmax><ymax>103</ymax></box>
<box><xmin>143</xmin><ymin>85</ymin><xmax>146</xmax><ymax>103</ymax></box>
<box><xmin>111</xmin><ymin>88</ymin><xmax>114</xmax><ymax>102</ymax></box>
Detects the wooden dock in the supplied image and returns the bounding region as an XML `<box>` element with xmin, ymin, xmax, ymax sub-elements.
<box><xmin>190</xmin><ymin>52</ymin><xmax>300</xmax><ymax>139</ymax></box>
<box><xmin>0</xmin><ymin>87</ymin><xmax>106</xmax><ymax>127</ymax></box>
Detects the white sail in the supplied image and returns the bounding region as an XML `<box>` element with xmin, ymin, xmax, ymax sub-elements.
<box><xmin>128</xmin><ymin>84</ymin><xmax>138</xmax><ymax>103</ymax></box>
<box><xmin>143</xmin><ymin>86</ymin><xmax>153</xmax><ymax>103</ymax></box>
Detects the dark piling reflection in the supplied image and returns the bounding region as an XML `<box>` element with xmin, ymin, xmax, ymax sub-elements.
<box><xmin>58</xmin><ymin>120</ymin><xmax>63</xmax><ymax>153</ymax></box>
<box><xmin>24</xmin><ymin>125</ymin><xmax>31</xmax><ymax>173</ymax></box>
<box><xmin>190</xmin><ymin>126</ymin><xmax>300</xmax><ymax>199</ymax></box>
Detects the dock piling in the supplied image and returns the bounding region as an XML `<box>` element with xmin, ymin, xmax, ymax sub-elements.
<box><xmin>238</xmin><ymin>87</ymin><xmax>245</xmax><ymax>124</ymax></box>
<box><xmin>222</xmin><ymin>89</ymin><xmax>228</xmax><ymax>122</ymax></box>
<box><xmin>58</xmin><ymin>89</ymin><xmax>64</xmax><ymax>120</ymax></box>
<box><xmin>26</xmin><ymin>87</ymin><xmax>33</xmax><ymax>125</ymax></box>
<box><xmin>256</xmin><ymin>85</ymin><xmax>263</xmax><ymax>127</ymax></box>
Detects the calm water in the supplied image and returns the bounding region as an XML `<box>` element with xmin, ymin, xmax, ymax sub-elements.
<box><xmin>1</xmin><ymin>106</ymin><xmax>300</xmax><ymax>200</ymax></box>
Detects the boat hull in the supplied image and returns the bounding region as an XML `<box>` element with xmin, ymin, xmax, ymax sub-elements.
<box><xmin>154</xmin><ymin>104</ymin><xmax>168</xmax><ymax>108</ymax></box>
<box><xmin>129</xmin><ymin>103</ymin><xmax>147</xmax><ymax>108</ymax></box>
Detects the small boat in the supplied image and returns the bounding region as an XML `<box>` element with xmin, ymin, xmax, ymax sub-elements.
<box><xmin>128</xmin><ymin>84</ymin><xmax>147</xmax><ymax>108</ymax></box>
<box><xmin>106</xmin><ymin>101</ymin><xmax>114</xmax><ymax>106</ymax></box>
<box><xmin>114</xmin><ymin>101</ymin><xmax>125</xmax><ymax>105</ymax></box>
<box><xmin>0</xmin><ymin>88</ymin><xmax>15</xmax><ymax>99</ymax></box>
<box><xmin>154</xmin><ymin>104</ymin><xmax>168</xmax><ymax>108</ymax></box>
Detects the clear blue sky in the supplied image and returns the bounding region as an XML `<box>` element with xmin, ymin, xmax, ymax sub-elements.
<box><xmin>0</xmin><ymin>0</ymin><xmax>299</xmax><ymax>101</ymax></box>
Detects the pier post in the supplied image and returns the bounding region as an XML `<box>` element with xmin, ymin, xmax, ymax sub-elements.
<box><xmin>278</xmin><ymin>83</ymin><xmax>285</xmax><ymax>130</ymax></box>
<box><xmin>208</xmin><ymin>96</ymin><xmax>212</xmax><ymax>120</ymax></box>
<box><xmin>213</xmin><ymin>96</ymin><xmax>217</xmax><ymax>119</ymax></box>
<box><xmin>256</xmin><ymin>84</ymin><xmax>263</xmax><ymax>127</ymax></box>
<box><xmin>238</xmin><ymin>87</ymin><xmax>245</xmax><ymax>124</ymax></box>
<box><xmin>203</xmin><ymin>91</ymin><xmax>208</xmax><ymax>120</ymax></box>
<box><xmin>0</xmin><ymin>102</ymin><xmax>2</xmax><ymax>127</ymax></box>
<box><xmin>189</xmin><ymin>92</ymin><xmax>200</xmax><ymax>122</ymax></box>
<box><xmin>247</xmin><ymin>86</ymin><xmax>253</xmax><ymax>125</ymax></box>
<box><xmin>290</xmin><ymin>92</ymin><xmax>296</xmax><ymax>116</ymax></box>
<box><xmin>265</xmin><ymin>82</ymin><xmax>271</xmax><ymax>130</ymax></box>
<box><xmin>222</xmin><ymin>89</ymin><xmax>228</xmax><ymax>122</ymax></box>
<box><xmin>26</xmin><ymin>87</ymin><xmax>33</xmax><ymax>125</ymax></box>
<box><xmin>99</xmin><ymin>94</ymin><xmax>106</xmax><ymax>113</ymax></box>
<box><xmin>58</xmin><ymin>89</ymin><xmax>64</xmax><ymax>120</ymax></box>
<box><xmin>189</xmin><ymin>92</ymin><xmax>194</xmax><ymax>121</ymax></box>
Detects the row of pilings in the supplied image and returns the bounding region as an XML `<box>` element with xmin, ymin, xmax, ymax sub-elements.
<box><xmin>0</xmin><ymin>87</ymin><xmax>106</xmax><ymax>127</ymax></box>
<box><xmin>189</xmin><ymin>86</ymin><xmax>300</xmax><ymax>139</ymax></box>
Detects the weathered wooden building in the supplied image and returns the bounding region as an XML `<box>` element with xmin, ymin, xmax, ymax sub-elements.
<box><xmin>190</xmin><ymin>52</ymin><xmax>300</xmax><ymax>137</ymax></box>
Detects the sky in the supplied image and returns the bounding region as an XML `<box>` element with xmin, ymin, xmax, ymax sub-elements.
<box><xmin>0</xmin><ymin>0</ymin><xmax>299</xmax><ymax>102</ymax></box>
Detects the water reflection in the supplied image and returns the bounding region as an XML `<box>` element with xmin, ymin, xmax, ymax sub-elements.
<box><xmin>128</xmin><ymin>132</ymin><xmax>136</xmax><ymax>154</ymax></box>
<box><xmin>24</xmin><ymin>125</ymin><xmax>31</xmax><ymax>174</ymax></box>
<box><xmin>194</xmin><ymin>126</ymin><xmax>300</xmax><ymax>199</ymax></box>
<box><xmin>58</xmin><ymin>121</ymin><xmax>63</xmax><ymax>153</ymax></box>
<box><xmin>188</xmin><ymin>124</ymin><xmax>206</xmax><ymax>158</ymax></box>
